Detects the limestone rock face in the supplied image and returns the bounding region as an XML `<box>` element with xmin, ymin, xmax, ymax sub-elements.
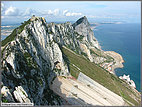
<box><xmin>73</xmin><ymin>16</ymin><xmax>100</xmax><ymax>49</ymax></box>
<box><xmin>1</xmin><ymin>17</ymin><xmax>69</xmax><ymax>105</ymax></box>
<box><xmin>1</xmin><ymin>16</ymin><xmax>101</xmax><ymax>105</ymax></box>
<box><xmin>1</xmin><ymin>86</ymin><xmax>15</xmax><ymax>102</ymax></box>
<box><xmin>13</xmin><ymin>86</ymin><xmax>31</xmax><ymax>103</ymax></box>
<box><xmin>80</xmin><ymin>43</ymin><xmax>93</xmax><ymax>62</ymax></box>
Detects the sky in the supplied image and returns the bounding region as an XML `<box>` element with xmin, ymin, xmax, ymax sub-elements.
<box><xmin>1</xmin><ymin>1</ymin><xmax>141</xmax><ymax>25</ymax></box>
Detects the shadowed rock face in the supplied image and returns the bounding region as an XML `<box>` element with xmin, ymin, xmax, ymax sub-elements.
<box><xmin>73</xmin><ymin>16</ymin><xmax>100</xmax><ymax>49</ymax></box>
<box><xmin>73</xmin><ymin>16</ymin><xmax>90</xmax><ymax>28</ymax></box>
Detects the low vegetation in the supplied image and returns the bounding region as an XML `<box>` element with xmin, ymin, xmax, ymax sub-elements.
<box><xmin>1</xmin><ymin>94</ymin><xmax>9</xmax><ymax>103</ymax></box>
<box><xmin>1</xmin><ymin>19</ymin><xmax>31</xmax><ymax>47</ymax></box>
<box><xmin>76</xmin><ymin>34</ymin><xmax>84</xmax><ymax>41</ymax></box>
<box><xmin>23</xmin><ymin>52</ymin><xmax>38</xmax><ymax>71</ymax></box>
<box><xmin>62</xmin><ymin>47</ymin><xmax>140</xmax><ymax>106</ymax></box>
<box><xmin>2</xmin><ymin>98</ymin><xmax>9</xmax><ymax>103</ymax></box>
<box><xmin>90</xmin><ymin>48</ymin><xmax>114</xmax><ymax>63</ymax></box>
<box><xmin>1</xmin><ymin>28</ymin><xmax>17</xmax><ymax>47</ymax></box>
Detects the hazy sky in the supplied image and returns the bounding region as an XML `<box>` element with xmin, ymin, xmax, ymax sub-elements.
<box><xmin>1</xmin><ymin>1</ymin><xmax>141</xmax><ymax>24</ymax></box>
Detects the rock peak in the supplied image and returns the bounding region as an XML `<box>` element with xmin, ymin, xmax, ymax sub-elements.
<box><xmin>72</xmin><ymin>16</ymin><xmax>89</xmax><ymax>28</ymax></box>
<box><xmin>83</xmin><ymin>16</ymin><xmax>87</xmax><ymax>19</ymax></box>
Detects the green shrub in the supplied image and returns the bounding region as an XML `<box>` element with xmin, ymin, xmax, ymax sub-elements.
<box><xmin>77</xmin><ymin>34</ymin><xmax>84</xmax><ymax>41</ymax></box>
<box><xmin>81</xmin><ymin>52</ymin><xmax>87</xmax><ymax>57</ymax></box>
<box><xmin>2</xmin><ymin>98</ymin><xmax>9</xmax><ymax>103</ymax></box>
<box><xmin>24</xmin><ymin>52</ymin><xmax>31</xmax><ymax>58</ymax></box>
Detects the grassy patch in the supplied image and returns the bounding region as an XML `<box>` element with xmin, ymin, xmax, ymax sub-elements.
<box><xmin>90</xmin><ymin>49</ymin><xmax>103</xmax><ymax>57</ymax></box>
<box><xmin>18</xmin><ymin>19</ymin><xmax>31</xmax><ymax>34</ymax></box>
<box><xmin>69</xmin><ymin>65</ymin><xmax>80</xmax><ymax>79</ymax></box>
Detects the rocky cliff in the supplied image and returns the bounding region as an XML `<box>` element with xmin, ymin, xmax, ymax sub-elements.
<box><xmin>1</xmin><ymin>16</ymin><xmax>97</xmax><ymax>105</ymax></box>
<box><xmin>1</xmin><ymin>16</ymin><xmax>140</xmax><ymax>105</ymax></box>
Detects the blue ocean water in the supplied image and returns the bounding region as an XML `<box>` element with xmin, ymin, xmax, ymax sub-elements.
<box><xmin>93</xmin><ymin>23</ymin><xmax>141</xmax><ymax>91</ymax></box>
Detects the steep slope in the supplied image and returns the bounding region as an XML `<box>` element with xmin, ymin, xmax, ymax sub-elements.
<box><xmin>62</xmin><ymin>47</ymin><xmax>141</xmax><ymax>106</ymax></box>
<box><xmin>1</xmin><ymin>16</ymin><xmax>70</xmax><ymax>105</ymax></box>
<box><xmin>1</xmin><ymin>16</ymin><xmax>141</xmax><ymax>106</ymax></box>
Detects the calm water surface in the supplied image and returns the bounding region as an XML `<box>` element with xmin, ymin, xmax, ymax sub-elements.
<box><xmin>93</xmin><ymin>23</ymin><xmax>141</xmax><ymax>91</ymax></box>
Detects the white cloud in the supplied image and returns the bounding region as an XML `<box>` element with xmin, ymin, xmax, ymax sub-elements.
<box><xmin>23</xmin><ymin>8</ymin><xmax>36</xmax><ymax>16</ymax></box>
<box><xmin>4</xmin><ymin>6</ymin><xmax>19</xmax><ymax>16</ymax></box>
<box><xmin>54</xmin><ymin>9</ymin><xmax>59</xmax><ymax>15</ymax></box>
<box><xmin>47</xmin><ymin>10</ymin><xmax>52</xmax><ymax>15</ymax></box>
<box><xmin>47</xmin><ymin>9</ymin><xmax>59</xmax><ymax>15</ymax></box>
<box><xmin>65</xmin><ymin>12</ymin><xmax>82</xmax><ymax>16</ymax></box>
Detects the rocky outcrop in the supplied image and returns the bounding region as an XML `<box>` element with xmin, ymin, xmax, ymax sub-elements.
<box><xmin>13</xmin><ymin>86</ymin><xmax>31</xmax><ymax>103</ymax></box>
<box><xmin>1</xmin><ymin>86</ymin><xmax>15</xmax><ymax>103</ymax></box>
<box><xmin>80</xmin><ymin>43</ymin><xmax>93</xmax><ymax>62</ymax></box>
<box><xmin>73</xmin><ymin>16</ymin><xmax>100</xmax><ymax>49</ymax></box>
<box><xmin>1</xmin><ymin>15</ymin><xmax>125</xmax><ymax>105</ymax></box>
<box><xmin>1</xmin><ymin>16</ymin><xmax>70</xmax><ymax>105</ymax></box>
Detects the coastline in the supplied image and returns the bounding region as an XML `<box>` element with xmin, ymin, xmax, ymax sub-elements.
<box><xmin>104</xmin><ymin>51</ymin><xmax>124</xmax><ymax>75</ymax></box>
<box><xmin>92</xmin><ymin>24</ymin><xmax>141</xmax><ymax>92</ymax></box>
<box><xmin>91</xmin><ymin>24</ymin><xmax>124</xmax><ymax>75</ymax></box>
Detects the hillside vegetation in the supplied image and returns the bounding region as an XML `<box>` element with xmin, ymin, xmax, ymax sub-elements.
<box><xmin>1</xmin><ymin>19</ymin><xmax>31</xmax><ymax>47</ymax></box>
<box><xmin>62</xmin><ymin>47</ymin><xmax>141</xmax><ymax>106</ymax></box>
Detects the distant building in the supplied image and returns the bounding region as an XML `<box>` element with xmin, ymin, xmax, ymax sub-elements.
<box><xmin>119</xmin><ymin>74</ymin><xmax>136</xmax><ymax>88</ymax></box>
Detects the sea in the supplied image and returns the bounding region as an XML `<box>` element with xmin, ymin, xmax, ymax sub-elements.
<box><xmin>1</xmin><ymin>23</ymin><xmax>141</xmax><ymax>91</ymax></box>
<box><xmin>93</xmin><ymin>23</ymin><xmax>141</xmax><ymax>91</ymax></box>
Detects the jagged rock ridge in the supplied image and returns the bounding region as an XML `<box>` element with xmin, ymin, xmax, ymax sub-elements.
<box><xmin>1</xmin><ymin>16</ymin><xmax>100</xmax><ymax>105</ymax></box>
<box><xmin>1</xmin><ymin>16</ymin><xmax>140</xmax><ymax>105</ymax></box>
